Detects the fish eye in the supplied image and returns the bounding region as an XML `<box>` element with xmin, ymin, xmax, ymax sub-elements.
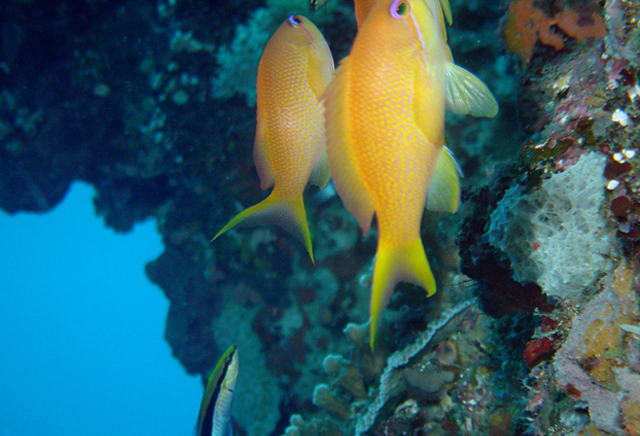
<box><xmin>390</xmin><ymin>0</ymin><xmax>409</xmax><ymax>19</ymax></box>
<box><xmin>288</xmin><ymin>15</ymin><xmax>302</xmax><ymax>26</ymax></box>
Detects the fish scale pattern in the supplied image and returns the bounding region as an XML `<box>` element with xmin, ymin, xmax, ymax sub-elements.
<box><xmin>257</xmin><ymin>39</ymin><xmax>324</xmax><ymax>193</ymax></box>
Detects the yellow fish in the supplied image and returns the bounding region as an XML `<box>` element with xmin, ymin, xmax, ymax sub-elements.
<box><xmin>213</xmin><ymin>16</ymin><xmax>334</xmax><ymax>263</ymax></box>
<box><xmin>323</xmin><ymin>0</ymin><xmax>497</xmax><ymax>348</ymax></box>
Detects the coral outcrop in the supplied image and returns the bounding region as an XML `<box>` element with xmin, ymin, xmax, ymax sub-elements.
<box><xmin>486</xmin><ymin>152</ymin><xmax>614</xmax><ymax>298</ymax></box>
<box><xmin>2</xmin><ymin>0</ymin><xmax>640</xmax><ymax>434</ymax></box>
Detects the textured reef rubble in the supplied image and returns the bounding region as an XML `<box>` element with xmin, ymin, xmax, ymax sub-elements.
<box><xmin>2</xmin><ymin>0</ymin><xmax>640</xmax><ymax>435</ymax></box>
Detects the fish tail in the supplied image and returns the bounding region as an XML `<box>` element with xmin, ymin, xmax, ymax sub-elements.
<box><xmin>369</xmin><ymin>237</ymin><xmax>436</xmax><ymax>349</ymax></box>
<box><xmin>212</xmin><ymin>192</ymin><xmax>315</xmax><ymax>263</ymax></box>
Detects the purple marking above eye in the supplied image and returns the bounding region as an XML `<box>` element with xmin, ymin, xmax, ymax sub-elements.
<box><xmin>288</xmin><ymin>15</ymin><xmax>302</xmax><ymax>26</ymax></box>
<box><xmin>390</xmin><ymin>0</ymin><xmax>408</xmax><ymax>19</ymax></box>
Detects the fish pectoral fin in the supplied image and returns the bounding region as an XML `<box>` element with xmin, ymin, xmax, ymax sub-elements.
<box><xmin>426</xmin><ymin>146</ymin><xmax>461</xmax><ymax>213</ymax></box>
<box><xmin>309</xmin><ymin>149</ymin><xmax>331</xmax><ymax>189</ymax></box>
<box><xmin>370</xmin><ymin>238</ymin><xmax>436</xmax><ymax>349</ymax></box>
<box><xmin>323</xmin><ymin>56</ymin><xmax>375</xmax><ymax>235</ymax></box>
<box><xmin>445</xmin><ymin>62</ymin><xmax>498</xmax><ymax>118</ymax></box>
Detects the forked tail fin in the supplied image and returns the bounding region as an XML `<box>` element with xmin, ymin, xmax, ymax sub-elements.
<box><xmin>212</xmin><ymin>193</ymin><xmax>314</xmax><ymax>263</ymax></box>
<box><xmin>369</xmin><ymin>237</ymin><xmax>436</xmax><ymax>349</ymax></box>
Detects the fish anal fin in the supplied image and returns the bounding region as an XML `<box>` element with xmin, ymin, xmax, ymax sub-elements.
<box><xmin>426</xmin><ymin>146</ymin><xmax>461</xmax><ymax>213</ymax></box>
<box><xmin>309</xmin><ymin>149</ymin><xmax>331</xmax><ymax>189</ymax></box>
<box><xmin>323</xmin><ymin>56</ymin><xmax>375</xmax><ymax>235</ymax></box>
<box><xmin>369</xmin><ymin>238</ymin><xmax>436</xmax><ymax>349</ymax></box>
<box><xmin>445</xmin><ymin>62</ymin><xmax>499</xmax><ymax>118</ymax></box>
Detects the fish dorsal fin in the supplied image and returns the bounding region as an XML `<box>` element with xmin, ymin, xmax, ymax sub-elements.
<box><xmin>322</xmin><ymin>56</ymin><xmax>375</xmax><ymax>235</ymax></box>
<box><xmin>309</xmin><ymin>148</ymin><xmax>331</xmax><ymax>189</ymax></box>
<box><xmin>440</xmin><ymin>0</ymin><xmax>453</xmax><ymax>26</ymax></box>
<box><xmin>426</xmin><ymin>146</ymin><xmax>461</xmax><ymax>213</ymax></box>
<box><xmin>445</xmin><ymin>62</ymin><xmax>499</xmax><ymax>118</ymax></box>
<box><xmin>253</xmin><ymin>103</ymin><xmax>275</xmax><ymax>190</ymax></box>
<box><xmin>305</xmin><ymin>32</ymin><xmax>334</xmax><ymax>101</ymax></box>
<box><xmin>436</xmin><ymin>0</ymin><xmax>452</xmax><ymax>44</ymax></box>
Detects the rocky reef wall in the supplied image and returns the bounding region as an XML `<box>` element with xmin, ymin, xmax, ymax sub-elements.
<box><xmin>1</xmin><ymin>0</ymin><xmax>639</xmax><ymax>435</ymax></box>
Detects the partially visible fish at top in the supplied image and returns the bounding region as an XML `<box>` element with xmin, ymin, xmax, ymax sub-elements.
<box><xmin>323</xmin><ymin>0</ymin><xmax>497</xmax><ymax>348</ymax></box>
<box><xmin>310</xmin><ymin>0</ymin><xmax>333</xmax><ymax>11</ymax></box>
<box><xmin>212</xmin><ymin>15</ymin><xmax>334</xmax><ymax>263</ymax></box>
<box><xmin>310</xmin><ymin>0</ymin><xmax>381</xmax><ymax>27</ymax></box>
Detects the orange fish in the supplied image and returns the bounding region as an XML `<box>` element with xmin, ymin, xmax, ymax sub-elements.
<box><xmin>323</xmin><ymin>0</ymin><xmax>497</xmax><ymax>348</ymax></box>
<box><xmin>213</xmin><ymin>15</ymin><xmax>334</xmax><ymax>263</ymax></box>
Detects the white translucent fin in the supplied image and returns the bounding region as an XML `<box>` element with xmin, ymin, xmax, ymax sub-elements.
<box><xmin>309</xmin><ymin>149</ymin><xmax>331</xmax><ymax>189</ymax></box>
<box><xmin>322</xmin><ymin>56</ymin><xmax>375</xmax><ymax>234</ymax></box>
<box><xmin>426</xmin><ymin>146</ymin><xmax>461</xmax><ymax>213</ymax></box>
<box><xmin>445</xmin><ymin>62</ymin><xmax>499</xmax><ymax>118</ymax></box>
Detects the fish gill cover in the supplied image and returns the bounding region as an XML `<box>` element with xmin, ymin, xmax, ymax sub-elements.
<box><xmin>1</xmin><ymin>0</ymin><xmax>639</xmax><ymax>435</ymax></box>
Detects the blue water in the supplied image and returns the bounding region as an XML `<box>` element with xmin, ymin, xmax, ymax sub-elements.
<box><xmin>0</xmin><ymin>182</ymin><xmax>202</xmax><ymax>435</ymax></box>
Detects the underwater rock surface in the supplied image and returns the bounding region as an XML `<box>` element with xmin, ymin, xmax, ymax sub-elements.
<box><xmin>2</xmin><ymin>0</ymin><xmax>639</xmax><ymax>435</ymax></box>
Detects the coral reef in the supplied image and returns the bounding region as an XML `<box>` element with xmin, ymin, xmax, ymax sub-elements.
<box><xmin>211</xmin><ymin>300</ymin><xmax>285</xmax><ymax>436</ymax></box>
<box><xmin>2</xmin><ymin>0</ymin><xmax>640</xmax><ymax>434</ymax></box>
<box><xmin>282</xmin><ymin>298</ymin><xmax>532</xmax><ymax>436</ymax></box>
<box><xmin>504</xmin><ymin>0</ymin><xmax>606</xmax><ymax>64</ymax></box>
<box><xmin>553</xmin><ymin>262</ymin><xmax>640</xmax><ymax>434</ymax></box>
<box><xmin>486</xmin><ymin>152</ymin><xmax>614</xmax><ymax>298</ymax></box>
<box><xmin>520</xmin><ymin>262</ymin><xmax>640</xmax><ymax>436</ymax></box>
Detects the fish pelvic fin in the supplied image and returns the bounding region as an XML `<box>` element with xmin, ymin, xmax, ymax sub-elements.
<box><xmin>309</xmin><ymin>149</ymin><xmax>331</xmax><ymax>190</ymax></box>
<box><xmin>212</xmin><ymin>192</ymin><xmax>315</xmax><ymax>263</ymax></box>
<box><xmin>369</xmin><ymin>237</ymin><xmax>436</xmax><ymax>349</ymax></box>
<box><xmin>445</xmin><ymin>62</ymin><xmax>498</xmax><ymax>118</ymax></box>
<box><xmin>426</xmin><ymin>146</ymin><xmax>462</xmax><ymax>213</ymax></box>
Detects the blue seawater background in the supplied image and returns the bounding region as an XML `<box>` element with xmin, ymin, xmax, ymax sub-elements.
<box><xmin>0</xmin><ymin>182</ymin><xmax>202</xmax><ymax>435</ymax></box>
